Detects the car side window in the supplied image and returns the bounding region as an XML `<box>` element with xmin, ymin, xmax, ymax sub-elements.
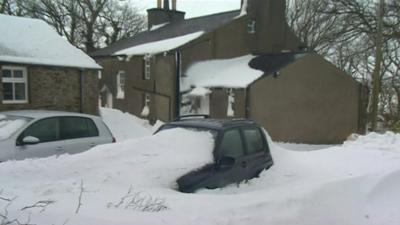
<box><xmin>20</xmin><ymin>118</ymin><xmax>60</xmax><ymax>143</ymax></box>
<box><xmin>242</xmin><ymin>127</ymin><xmax>265</xmax><ymax>154</ymax></box>
<box><xmin>60</xmin><ymin>117</ymin><xmax>99</xmax><ymax>140</ymax></box>
<box><xmin>219</xmin><ymin>129</ymin><xmax>244</xmax><ymax>158</ymax></box>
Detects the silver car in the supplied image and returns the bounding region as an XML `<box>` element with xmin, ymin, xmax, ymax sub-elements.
<box><xmin>0</xmin><ymin>110</ymin><xmax>115</xmax><ymax>162</ymax></box>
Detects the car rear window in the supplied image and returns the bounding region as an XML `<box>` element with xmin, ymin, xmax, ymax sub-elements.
<box><xmin>242</xmin><ymin>127</ymin><xmax>265</xmax><ymax>154</ymax></box>
<box><xmin>0</xmin><ymin>114</ymin><xmax>31</xmax><ymax>141</ymax></box>
<box><xmin>60</xmin><ymin>117</ymin><xmax>99</xmax><ymax>140</ymax></box>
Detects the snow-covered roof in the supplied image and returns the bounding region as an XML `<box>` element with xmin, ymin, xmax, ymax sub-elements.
<box><xmin>182</xmin><ymin>55</ymin><xmax>264</xmax><ymax>91</ymax></box>
<box><xmin>114</xmin><ymin>31</ymin><xmax>204</xmax><ymax>57</ymax></box>
<box><xmin>0</xmin><ymin>14</ymin><xmax>101</xmax><ymax>69</ymax></box>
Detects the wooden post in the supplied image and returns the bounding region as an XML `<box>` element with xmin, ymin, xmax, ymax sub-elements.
<box><xmin>157</xmin><ymin>0</ymin><xmax>162</xmax><ymax>8</ymax></box>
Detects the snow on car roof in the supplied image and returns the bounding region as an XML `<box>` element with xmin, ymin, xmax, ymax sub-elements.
<box><xmin>0</xmin><ymin>14</ymin><xmax>101</xmax><ymax>69</ymax></box>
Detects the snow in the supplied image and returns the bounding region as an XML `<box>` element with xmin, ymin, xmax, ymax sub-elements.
<box><xmin>186</xmin><ymin>87</ymin><xmax>211</xmax><ymax>97</ymax></box>
<box><xmin>238</xmin><ymin>0</ymin><xmax>248</xmax><ymax>17</ymax></box>
<box><xmin>114</xmin><ymin>31</ymin><xmax>204</xmax><ymax>57</ymax></box>
<box><xmin>149</xmin><ymin>23</ymin><xmax>169</xmax><ymax>31</ymax></box>
<box><xmin>1</xmin><ymin>109</ymin><xmax>400</xmax><ymax>225</ymax></box>
<box><xmin>0</xmin><ymin>14</ymin><xmax>101</xmax><ymax>69</ymax></box>
<box><xmin>182</xmin><ymin>55</ymin><xmax>264</xmax><ymax>90</ymax></box>
<box><xmin>0</xmin><ymin>117</ymin><xmax>28</xmax><ymax>141</ymax></box>
<box><xmin>140</xmin><ymin>105</ymin><xmax>150</xmax><ymax>117</ymax></box>
<box><xmin>99</xmin><ymin>107</ymin><xmax>152</xmax><ymax>141</ymax></box>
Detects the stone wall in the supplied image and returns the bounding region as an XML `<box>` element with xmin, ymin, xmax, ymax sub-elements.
<box><xmin>0</xmin><ymin>63</ymin><xmax>99</xmax><ymax>115</ymax></box>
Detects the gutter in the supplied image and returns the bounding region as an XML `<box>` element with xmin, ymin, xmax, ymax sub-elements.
<box><xmin>175</xmin><ymin>50</ymin><xmax>182</xmax><ymax>120</ymax></box>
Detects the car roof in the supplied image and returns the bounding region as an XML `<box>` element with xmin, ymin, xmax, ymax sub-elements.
<box><xmin>1</xmin><ymin>110</ymin><xmax>100</xmax><ymax>120</ymax></box>
<box><xmin>165</xmin><ymin>118</ymin><xmax>258</xmax><ymax>131</ymax></box>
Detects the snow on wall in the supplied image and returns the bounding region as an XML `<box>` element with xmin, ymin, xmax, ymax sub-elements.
<box><xmin>0</xmin><ymin>14</ymin><xmax>101</xmax><ymax>69</ymax></box>
<box><xmin>183</xmin><ymin>55</ymin><xmax>263</xmax><ymax>90</ymax></box>
<box><xmin>114</xmin><ymin>31</ymin><xmax>204</xmax><ymax>57</ymax></box>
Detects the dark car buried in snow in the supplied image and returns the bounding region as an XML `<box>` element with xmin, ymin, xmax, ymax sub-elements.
<box><xmin>155</xmin><ymin>115</ymin><xmax>274</xmax><ymax>193</ymax></box>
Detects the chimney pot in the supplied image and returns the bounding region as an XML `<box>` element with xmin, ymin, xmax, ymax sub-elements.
<box><xmin>172</xmin><ymin>0</ymin><xmax>177</xmax><ymax>10</ymax></box>
<box><xmin>163</xmin><ymin>0</ymin><xmax>170</xmax><ymax>10</ymax></box>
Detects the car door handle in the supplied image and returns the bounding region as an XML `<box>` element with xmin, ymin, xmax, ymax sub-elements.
<box><xmin>55</xmin><ymin>146</ymin><xmax>64</xmax><ymax>152</ymax></box>
<box><xmin>241</xmin><ymin>161</ymin><xmax>247</xmax><ymax>168</ymax></box>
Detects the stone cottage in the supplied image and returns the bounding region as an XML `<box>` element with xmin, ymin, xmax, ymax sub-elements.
<box><xmin>0</xmin><ymin>14</ymin><xmax>101</xmax><ymax>115</ymax></box>
<box><xmin>92</xmin><ymin>0</ymin><xmax>366</xmax><ymax>144</ymax></box>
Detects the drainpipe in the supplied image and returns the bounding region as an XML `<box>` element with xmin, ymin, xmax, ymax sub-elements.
<box><xmin>79</xmin><ymin>69</ymin><xmax>85</xmax><ymax>113</ymax></box>
<box><xmin>175</xmin><ymin>50</ymin><xmax>182</xmax><ymax>120</ymax></box>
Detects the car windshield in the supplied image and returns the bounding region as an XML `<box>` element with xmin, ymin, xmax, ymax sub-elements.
<box><xmin>158</xmin><ymin>124</ymin><xmax>218</xmax><ymax>140</ymax></box>
<box><xmin>0</xmin><ymin>114</ymin><xmax>32</xmax><ymax>141</ymax></box>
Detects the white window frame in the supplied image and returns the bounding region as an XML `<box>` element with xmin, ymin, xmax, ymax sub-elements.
<box><xmin>116</xmin><ymin>70</ymin><xmax>125</xmax><ymax>99</ymax></box>
<box><xmin>2</xmin><ymin>66</ymin><xmax>28</xmax><ymax>104</ymax></box>
<box><xmin>144</xmin><ymin>54</ymin><xmax>151</xmax><ymax>80</ymax></box>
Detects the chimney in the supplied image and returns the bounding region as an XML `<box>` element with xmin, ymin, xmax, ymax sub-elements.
<box><xmin>147</xmin><ymin>0</ymin><xmax>185</xmax><ymax>30</ymax></box>
<box><xmin>247</xmin><ymin>0</ymin><xmax>289</xmax><ymax>54</ymax></box>
<box><xmin>172</xmin><ymin>0</ymin><xmax>177</xmax><ymax>10</ymax></box>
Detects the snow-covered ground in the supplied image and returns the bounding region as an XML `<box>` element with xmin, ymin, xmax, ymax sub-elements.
<box><xmin>1</xmin><ymin>109</ymin><xmax>400</xmax><ymax>225</ymax></box>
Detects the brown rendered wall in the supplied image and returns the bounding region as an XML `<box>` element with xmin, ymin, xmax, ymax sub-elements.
<box><xmin>209</xmin><ymin>88</ymin><xmax>246</xmax><ymax>119</ymax></box>
<box><xmin>248</xmin><ymin>54</ymin><xmax>360</xmax><ymax>144</ymax></box>
<box><xmin>97</xmin><ymin>53</ymin><xmax>177</xmax><ymax>122</ymax></box>
<box><xmin>0</xmin><ymin>63</ymin><xmax>98</xmax><ymax>115</ymax></box>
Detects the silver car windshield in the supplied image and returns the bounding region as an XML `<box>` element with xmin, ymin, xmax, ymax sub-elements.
<box><xmin>0</xmin><ymin>114</ymin><xmax>32</xmax><ymax>141</ymax></box>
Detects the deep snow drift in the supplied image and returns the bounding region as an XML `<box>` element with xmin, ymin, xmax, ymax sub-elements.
<box><xmin>1</xmin><ymin>111</ymin><xmax>400</xmax><ymax>225</ymax></box>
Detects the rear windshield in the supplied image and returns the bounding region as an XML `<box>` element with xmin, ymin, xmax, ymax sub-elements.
<box><xmin>0</xmin><ymin>114</ymin><xmax>32</xmax><ymax>140</ymax></box>
<box><xmin>157</xmin><ymin>124</ymin><xmax>218</xmax><ymax>140</ymax></box>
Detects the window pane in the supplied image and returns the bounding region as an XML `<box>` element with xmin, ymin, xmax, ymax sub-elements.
<box><xmin>220</xmin><ymin>129</ymin><xmax>244</xmax><ymax>158</ymax></box>
<box><xmin>60</xmin><ymin>117</ymin><xmax>98</xmax><ymax>140</ymax></box>
<box><xmin>13</xmin><ymin>70</ymin><xmax>23</xmax><ymax>78</ymax></box>
<box><xmin>3</xmin><ymin>83</ymin><xmax>13</xmax><ymax>100</ymax></box>
<box><xmin>22</xmin><ymin>118</ymin><xmax>59</xmax><ymax>143</ymax></box>
<box><xmin>243</xmin><ymin>128</ymin><xmax>264</xmax><ymax>154</ymax></box>
<box><xmin>2</xmin><ymin>70</ymin><xmax>11</xmax><ymax>78</ymax></box>
<box><xmin>14</xmin><ymin>83</ymin><xmax>26</xmax><ymax>100</ymax></box>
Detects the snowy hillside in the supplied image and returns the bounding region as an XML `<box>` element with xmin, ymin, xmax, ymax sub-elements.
<box><xmin>1</xmin><ymin>127</ymin><xmax>400</xmax><ymax>225</ymax></box>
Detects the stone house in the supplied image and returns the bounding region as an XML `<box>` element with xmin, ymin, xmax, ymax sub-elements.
<box><xmin>0</xmin><ymin>14</ymin><xmax>101</xmax><ymax>115</ymax></box>
<box><xmin>92</xmin><ymin>0</ymin><xmax>366</xmax><ymax>144</ymax></box>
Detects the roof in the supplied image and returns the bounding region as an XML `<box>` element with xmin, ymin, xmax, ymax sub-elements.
<box><xmin>1</xmin><ymin>110</ymin><xmax>100</xmax><ymax>120</ymax></box>
<box><xmin>92</xmin><ymin>10</ymin><xmax>240</xmax><ymax>57</ymax></box>
<box><xmin>249</xmin><ymin>52</ymin><xmax>308</xmax><ymax>76</ymax></box>
<box><xmin>181</xmin><ymin>52</ymin><xmax>309</xmax><ymax>92</ymax></box>
<box><xmin>162</xmin><ymin>118</ymin><xmax>258</xmax><ymax>131</ymax></box>
<box><xmin>0</xmin><ymin>14</ymin><xmax>101</xmax><ymax>69</ymax></box>
<box><xmin>181</xmin><ymin>55</ymin><xmax>264</xmax><ymax>91</ymax></box>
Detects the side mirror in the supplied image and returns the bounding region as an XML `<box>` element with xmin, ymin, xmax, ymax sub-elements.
<box><xmin>22</xmin><ymin>136</ymin><xmax>40</xmax><ymax>145</ymax></box>
<box><xmin>217</xmin><ymin>156</ymin><xmax>236</xmax><ymax>169</ymax></box>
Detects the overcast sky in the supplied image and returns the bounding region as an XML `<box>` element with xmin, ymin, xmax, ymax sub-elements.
<box><xmin>137</xmin><ymin>0</ymin><xmax>242</xmax><ymax>18</ymax></box>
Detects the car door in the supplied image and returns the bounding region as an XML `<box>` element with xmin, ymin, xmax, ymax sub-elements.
<box><xmin>15</xmin><ymin>117</ymin><xmax>66</xmax><ymax>160</ymax></box>
<box><xmin>213</xmin><ymin>128</ymin><xmax>248</xmax><ymax>187</ymax></box>
<box><xmin>241</xmin><ymin>126</ymin><xmax>270</xmax><ymax>179</ymax></box>
<box><xmin>59</xmin><ymin>116</ymin><xmax>101</xmax><ymax>155</ymax></box>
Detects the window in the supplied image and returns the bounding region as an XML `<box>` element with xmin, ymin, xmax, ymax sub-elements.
<box><xmin>60</xmin><ymin>117</ymin><xmax>99</xmax><ymax>140</ymax></box>
<box><xmin>243</xmin><ymin>127</ymin><xmax>264</xmax><ymax>154</ymax></box>
<box><xmin>20</xmin><ymin>118</ymin><xmax>60</xmax><ymax>143</ymax></box>
<box><xmin>219</xmin><ymin>129</ymin><xmax>244</xmax><ymax>158</ymax></box>
<box><xmin>144</xmin><ymin>54</ymin><xmax>151</xmax><ymax>80</ymax></box>
<box><xmin>140</xmin><ymin>93</ymin><xmax>150</xmax><ymax>117</ymax></box>
<box><xmin>2</xmin><ymin>66</ymin><xmax>28</xmax><ymax>104</ymax></box>
<box><xmin>116</xmin><ymin>71</ymin><xmax>125</xmax><ymax>99</ymax></box>
<box><xmin>247</xmin><ymin>20</ymin><xmax>256</xmax><ymax>34</ymax></box>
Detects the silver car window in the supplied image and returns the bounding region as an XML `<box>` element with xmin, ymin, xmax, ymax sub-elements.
<box><xmin>0</xmin><ymin>114</ymin><xmax>31</xmax><ymax>141</ymax></box>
